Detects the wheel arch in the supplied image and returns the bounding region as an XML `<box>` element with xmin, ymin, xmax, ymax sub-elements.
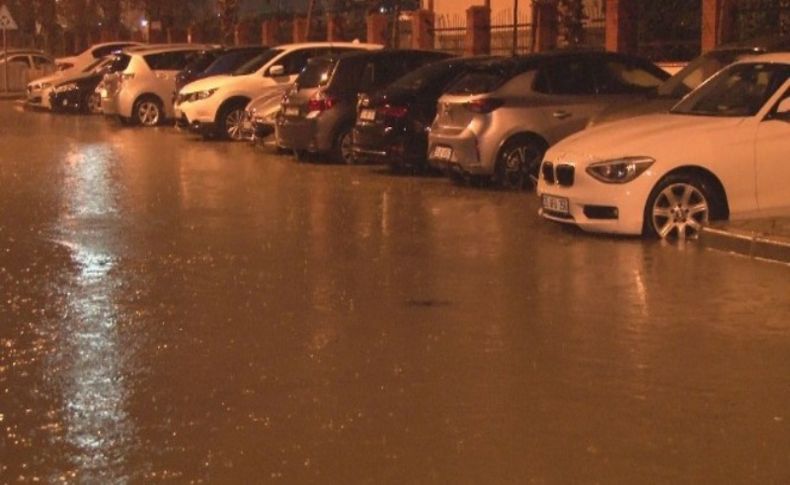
<box><xmin>215</xmin><ymin>96</ymin><xmax>251</xmax><ymax>123</ymax></box>
<box><xmin>658</xmin><ymin>165</ymin><xmax>730</xmax><ymax>219</ymax></box>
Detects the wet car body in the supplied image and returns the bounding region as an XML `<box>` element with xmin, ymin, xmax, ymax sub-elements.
<box><xmin>246</xmin><ymin>87</ymin><xmax>290</xmax><ymax>140</ymax></box>
<box><xmin>427</xmin><ymin>51</ymin><xmax>670</xmax><ymax>189</ymax></box>
<box><xmin>276</xmin><ymin>49</ymin><xmax>451</xmax><ymax>163</ymax></box>
<box><xmin>589</xmin><ymin>35</ymin><xmax>790</xmax><ymax>127</ymax></box>
<box><xmin>49</xmin><ymin>70</ymin><xmax>106</xmax><ymax>114</ymax></box>
<box><xmin>352</xmin><ymin>56</ymin><xmax>498</xmax><ymax>169</ymax></box>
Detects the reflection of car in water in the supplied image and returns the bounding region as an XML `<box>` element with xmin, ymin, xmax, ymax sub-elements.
<box><xmin>538</xmin><ymin>54</ymin><xmax>790</xmax><ymax>239</ymax></box>
<box><xmin>589</xmin><ymin>35</ymin><xmax>790</xmax><ymax>127</ymax></box>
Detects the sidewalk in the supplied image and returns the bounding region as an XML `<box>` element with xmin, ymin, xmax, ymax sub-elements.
<box><xmin>700</xmin><ymin>217</ymin><xmax>790</xmax><ymax>264</ymax></box>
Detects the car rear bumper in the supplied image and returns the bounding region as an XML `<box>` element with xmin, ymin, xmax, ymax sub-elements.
<box><xmin>276</xmin><ymin>116</ymin><xmax>321</xmax><ymax>151</ymax></box>
<box><xmin>352</xmin><ymin>126</ymin><xmax>426</xmax><ymax>166</ymax></box>
<box><xmin>427</xmin><ymin>129</ymin><xmax>489</xmax><ymax>176</ymax></box>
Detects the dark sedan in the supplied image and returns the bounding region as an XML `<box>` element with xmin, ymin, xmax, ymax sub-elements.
<box><xmin>352</xmin><ymin>56</ymin><xmax>498</xmax><ymax>170</ymax></box>
<box><xmin>276</xmin><ymin>49</ymin><xmax>452</xmax><ymax>163</ymax></box>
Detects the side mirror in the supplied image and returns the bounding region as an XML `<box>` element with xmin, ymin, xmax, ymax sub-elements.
<box><xmin>267</xmin><ymin>65</ymin><xmax>285</xmax><ymax>77</ymax></box>
<box><xmin>773</xmin><ymin>97</ymin><xmax>790</xmax><ymax>122</ymax></box>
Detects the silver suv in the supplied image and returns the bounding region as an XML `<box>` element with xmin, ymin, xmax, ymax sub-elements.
<box><xmin>427</xmin><ymin>51</ymin><xmax>670</xmax><ymax>189</ymax></box>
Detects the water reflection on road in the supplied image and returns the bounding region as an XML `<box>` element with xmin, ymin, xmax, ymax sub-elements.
<box><xmin>1</xmin><ymin>102</ymin><xmax>789</xmax><ymax>483</ymax></box>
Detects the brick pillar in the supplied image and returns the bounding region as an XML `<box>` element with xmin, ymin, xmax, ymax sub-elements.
<box><xmin>262</xmin><ymin>19</ymin><xmax>278</xmax><ymax>45</ymax></box>
<box><xmin>367</xmin><ymin>13</ymin><xmax>388</xmax><ymax>45</ymax></box>
<box><xmin>327</xmin><ymin>13</ymin><xmax>344</xmax><ymax>42</ymax></box>
<box><xmin>293</xmin><ymin>16</ymin><xmax>308</xmax><ymax>43</ymax></box>
<box><xmin>605</xmin><ymin>0</ymin><xmax>637</xmax><ymax>54</ymax></box>
<box><xmin>533</xmin><ymin>2</ymin><xmax>558</xmax><ymax>52</ymax></box>
<box><xmin>465</xmin><ymin>5</ymin><xmax>490</xmax><ymax>56</ymax></box>
<box><xmin>411</xmin><ymin>9</ymin><xmax>435</xmax><ymax>50</ymax></box>
<box><xmin>187</xmin><ymin>25</ymin><xmax>201</xmax><ymax>43</ymax></box>
<box><xmin>702</xmin><ymin>0</ymin><xmax>735</xmax><ymax>52</ymax></box>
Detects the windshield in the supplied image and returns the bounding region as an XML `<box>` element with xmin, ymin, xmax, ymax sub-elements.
<box><xmin>184</xmin><ymin>51</ymin><xmax>219</xmax><ymax>74</ymax></box>
<box><xmin>233</xmin><ymin>49</ymin><xmax>282</xmax><ymax>76</ymax></box>
<box><xmin>656</xmin><ymin>49</ymin><xmax>755</xmax><ymax>98</ymax></box>
<box><xmin>205</xmin><ymin>50</ymin><xmax>264</xmax><ymax>76</ymax></box>
<box><xmin>296</xmin><ymin>58</ymin><xmax>336</xmax><ymax>89</ymax></box>
<box><xmin>671</xmin><ymin>63</ymin><xmax>789</xmax><ymax>117</ymax></box>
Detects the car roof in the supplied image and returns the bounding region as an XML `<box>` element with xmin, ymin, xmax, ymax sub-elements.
<box><xmin>335</xmin><ymin>48</ymin><xmax>452</xmax><ymax>62</ymax></box>
<box><xmin>130</xmin><ymin>44</ymin><xmax>218</xmax><ymax>56</ymax></box>
<box><xmin>274</xmin><ymin>41</ymin><xmax>383</xmax><ymax>51</ymax></box>
<box><xmin>735</xmin><ymin>52</ymin><xmax>790</xmax><ymax>64</ymax></box>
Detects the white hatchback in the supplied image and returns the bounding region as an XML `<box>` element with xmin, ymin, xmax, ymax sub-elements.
<box><xmin>538</xmin><ymin>53</ymin><xmax>790</xmax><ymax>238</ymax></box>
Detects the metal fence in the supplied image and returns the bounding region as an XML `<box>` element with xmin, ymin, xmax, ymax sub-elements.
<box><xmin>490</xmin><ymin>8</ymin><xmax>532</xmax><ymax>55</ymax></box>
<box><xmin>432</xmin><ymin>13</ymin><xmax>466</xmax><ymax>55</ymax></box>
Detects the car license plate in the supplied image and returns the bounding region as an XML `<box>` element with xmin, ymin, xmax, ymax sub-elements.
<box><xmin>284</xmin><ymin>106</ymin><xmax>299</xmax><ymax>117</ymax></box>
<box><xmin>432</xmin><ymin>145</ymin><xmax>453</xmax><ymax>161</ymax></box>
<box><xmin>542</xmin><ymin>195</ymin><xmax>569</xmax><ymax>215</ymax></box>
<box><xmin>359</xmin><ymin>109</ymin><xmax>376</xmax><ymax>122</ymax></box>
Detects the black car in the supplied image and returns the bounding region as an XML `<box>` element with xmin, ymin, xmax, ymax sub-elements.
<box><xmin>175</xmin><ymin>45</ymin><xmax>270</xmax><ymax>93</ymax></box>
<box><xmin>276</xmin><ymin>49</ymin><xmax>452</xmax><ymax>163</ymax></box>
<box><xmin>50</xmin><ymin>54</ymin><xmax>129</xmax><ymax>113</ymax></box>
<box><xmin>352</xmin><ymin>56</ymin><xmax>499</xmax><ymax>170</ymax></box>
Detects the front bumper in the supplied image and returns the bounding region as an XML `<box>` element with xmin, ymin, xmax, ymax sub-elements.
<box><xmin>49</xmin><ymin>89</ymin><xmax>83</xmax><ymax>112</ymax></box>
<box><xmin>536</xmin><ymin>161</ymin><xmax>657</xmax><ymax>235</ymax></box>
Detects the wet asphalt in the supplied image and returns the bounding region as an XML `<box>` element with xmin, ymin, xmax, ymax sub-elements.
<box><xmin>1</xmin><ymin>101</ymin><xmax>789</xmax><ymax>483</ymax></box>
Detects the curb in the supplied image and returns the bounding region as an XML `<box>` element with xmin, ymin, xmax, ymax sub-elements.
<box><xmin>700</xmin><ymin>226</ymin><xmax>790</xmax><ymax>264</ymax></box>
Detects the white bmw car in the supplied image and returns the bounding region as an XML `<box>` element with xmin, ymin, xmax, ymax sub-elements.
<box><xmin>538</xmin><ymin>53</ymin><xmax>790</xmax><ymax>238</ymax></box>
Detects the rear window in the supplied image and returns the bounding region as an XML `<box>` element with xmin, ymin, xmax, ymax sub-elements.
<box><xmin>445</xmin><ymin>69</ymin><xmax>510</xmax><ymax>95</ymax></box>
<box><xmin>297</xmin><ymin>58</ymin><xmax>336</xmax><ymax>89</ymax></box>
<box><xmin>385</xmin><ymin>60</ymin><xmax>460</xmax><ymax>94</ymax></box>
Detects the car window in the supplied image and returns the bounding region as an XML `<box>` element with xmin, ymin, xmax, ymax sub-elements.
<box><xmin>592</xmin><ymin>58</ymin><xmax>667</xmax><ymax>94</ymax></box>
<box><xmin>8</xmin><ymin>55</ymin><xmax>31</xmax><ymax>67</ymax></box>
<box><xmin>234</xmin><ymin>49</ymin><xmax>282</xmax><ymax>76</ymax></box>
<box><xmin>534</xmin><ymin>58</ymin><xmax>595</xmax><ymax>95</ymax></box>
<box><xmin>445</xmin><ymin>68</ymin><xmax>509</xmax><ymax>95</ymax></box>
<box><xmin>33</xmin><ymin>56</ymin><xmax>53</xmax><ymax>69</ymax></box>
<box><xmin>204</xmin><ymin>50</ymin><xmax>261</xmax><ymax>76</ymax></box>
<box><xmin>277</xmin><ymin>49</ymin><xmax>316</xmax><ymax>76</ymax></box>
<box><xmin>386</xmin><ymin>60</ymin><xmax>460</xmax><ymax>95</ymax></box>
<box><xmin>297</xmin><ymin>57</ymin><xmax>336</xmax><ymax>89</ymax></box>
<box><xmin>672</xmin><ymin>63</ymin><xmax>789</xmax><ymax>117</ymax></box>
<box><xmin>657</xmin><ymin>49</ymin><xmax>750</xmax><ymax>98</ymax></box>
<box><xmin>144</xmin><ymin>51</ymin><xmax>196</xmax><ymax>71</ymax></box>
<box><xmin>498</xmin><ymin>70</ymin><xmax>538</xmax><ymax>96</ymax></box>
<box><xmin>93</xmin><ymin>45</ymin><xmax>123</xmax><ymax>58</ymax></box>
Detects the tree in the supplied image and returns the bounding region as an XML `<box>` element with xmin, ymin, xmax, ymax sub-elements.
<box><xmin>557</xmin><ymin>0</ymin><xmax>585</xmax><ymax>46</ymax></box>
<box><xmin>216</xmin><ymin>0</ymin><xmax>240</xmax><ymax>44</ymax></box>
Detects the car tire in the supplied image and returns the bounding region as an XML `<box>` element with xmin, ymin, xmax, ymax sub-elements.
<box><xmin>333</xmin><ymin>127</ymin><xmax>355</xmax><ymax>164</ymax></box>
<box><xmin>217</xmin><ymin>102</ymin><xmax>248</xmax><ymax>141</ymax></box>
<box><xmin>643</xmin><ymin>172</ymin><xmax>723</xmax><ymax>240</ymax></box>
<box><xmin>494</xmin><ymin>138</ymin><xmax>546</xmax><ymax>190</ymax></box>
<box><xmin>133</xmin><ymin>96</ymin><xmax>163</xmax><ymax>127</ymax></box>
<box><xmin>82</xmin><ymin>91</ymin><xmax>101</xmax><ymax>115</ymax></box>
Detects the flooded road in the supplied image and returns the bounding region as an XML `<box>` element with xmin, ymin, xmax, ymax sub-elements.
<box><xmin>1</xmin><ymin>101</ymin><xmax>789</xmax><ymax>483</ymax></box>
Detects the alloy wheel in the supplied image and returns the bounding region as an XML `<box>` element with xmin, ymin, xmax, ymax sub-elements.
<box><xmin>138</xmin><ymin>101</ymin><xmax>160</xmax><ymax>126</ymax></box>
<box><xmin>500</xmin><ymin>144</ymin><xmax>540</xmax><ymax>189</ymax></box>
<box><xmin>651</xmin><ymin>182</ymin><xmax>709</xmax><ymax>240</ymax></box>
<box><xmin>225</xmin><ymin>108</ymin><xmax>246</xmax><ymax>141</ymax></box>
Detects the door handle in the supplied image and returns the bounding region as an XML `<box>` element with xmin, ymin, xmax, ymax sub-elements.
<box><xmin>553</xmin><ymin>110</ymin><xmax>571</xmax><ymax>119</ymax></box>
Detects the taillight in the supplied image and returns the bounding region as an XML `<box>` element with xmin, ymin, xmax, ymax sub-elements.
<box><xmin>465</xmin><ymin>98</ymin><xmax>503</xmax><ymax>114</ymax></box>
<box><xmin>378</xmin><ymin>105</ymin><xmax>408</xmax><ymax>119</ymax></box>
<box><xmin>307</xmin><ymin>92</ymin><xmax>337</xmax><ymax>113</ymax></box>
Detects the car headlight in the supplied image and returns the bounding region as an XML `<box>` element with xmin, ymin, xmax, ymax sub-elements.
<box><xmin>586</xmin><ymin>157</ymin><xmax>654</xmax><ymax>184</ymax></box>
<box><xmin>188</xmin><ymin>88</ymin><xmax>218</xmax><ymax>102</ymax></box>
<box><xmin>53</xmin><ymin>82</ymin><xmax>79</xmax><ymax>93</ymax></box>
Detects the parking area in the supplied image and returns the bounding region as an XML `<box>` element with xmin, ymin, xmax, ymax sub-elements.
<box><xmin>1</xmin><ymin>101</ymin><xmax>790</xmax><ymax>482</ymax></box>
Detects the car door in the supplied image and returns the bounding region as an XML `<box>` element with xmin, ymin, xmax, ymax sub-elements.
<box><xmin>531</xmin><ymin>57</ymin><xmax>601</xmax><ymax>144</ymax></box>
<box><xmin>755</xmin><ymin>83</ymin><xmax>790</xmax><ymax>215</ymax></box>
<box><xmin>30</xmin><ymin>55</ymin><xmax>54</xmax><ymax>79</ymax></box>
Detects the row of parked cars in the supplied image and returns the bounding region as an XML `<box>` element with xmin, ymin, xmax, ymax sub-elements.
<box><xmin>26</xmin><ymin>37</ymin><xmax>790</xmax><ymax>239</ymax></box>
